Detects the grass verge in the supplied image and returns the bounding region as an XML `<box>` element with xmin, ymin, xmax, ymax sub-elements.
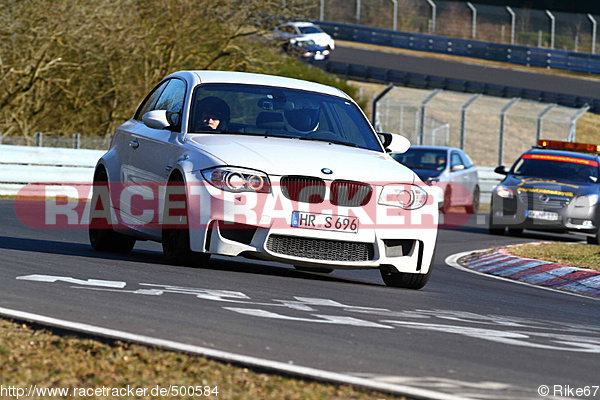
<box><xmin>508</xmin><ymin>243</ymin><xmax>600</xmax><ymax>272</ymax></box>
<box><xmin>0</xmin><ymin>318</ymin><xmax>406</xmax><ymax>400</ymax></box>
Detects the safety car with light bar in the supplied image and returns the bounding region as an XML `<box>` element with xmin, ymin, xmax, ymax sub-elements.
<box><xmin>489</xmin><ymin>139</ymin><xmax>600</xmax><ymax>244</ymax></box>
<box><xmin>89</xmin><ymin>70</ymin><xmax>443</xmax><ymax>289</ymax></box>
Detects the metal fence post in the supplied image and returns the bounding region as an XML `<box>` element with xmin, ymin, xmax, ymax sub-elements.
<box><xmin>546</xmin><ymin>10</ymin><xmax>555</xmax><ymax>49</ymax></box>
<box><xmin>371</xmin><ymin>83</ymin><xmax>395</xmax><ymax>128</ymax></box>
<box><xmin>419</xmin><ymin>89</ymin><xmax>442</xmax><ymax>145</ymax></box>
<box><xmin>467</xmin><ymin>2</ymin><xmax>477</xmax><ymax>39</ymax></box>
<box><xmin>506</xmin><ymin>6</ymin><xmax>515</xmax><ymax>45</ymax></box>
<box><xmin>356</xmin><ymin>0</ymin><xmax>361</xmax><ymax>25</ymax></box>
<box><xmin>567</xmin><ymin>105</ymin><xmax>590</xmax><ymax>142</ymax></box>
<box><xmin>536</xmin><ymin>104</ymin><xmax>556</xmax><ymax>142</ymax></box>
<box><xmin>426</xmin><ymin>0</ymin><xmax>436</xmax><ymax>34</ymax></box>
<box><xmin>589</xmin><ymin>14</ymin><xmax>597</xmax><ymax>54</ymax></box>
<box><xmin>35</xmin><ymin>132</ymin><xmax>43</xmax><ymax>147</ymax></box>
<box><xmin>460</xmin><ymin>94</ymin><xmax>481</xmax><ymax>150</ymax></box>
<box><xmin>0</xmin><ymin>132</ymin><xmax>2</xmax><ymax>145</ymax></box>
<box><xmin>320</xmin><ymin>0</ymin><xmax>324</xmax><ymax>21</ymax></box>
<box><xmin>73</xmin><ymin>133</ymin><xmax>81</xmax><ymax>149</ymax></box>
<box><xmin>390</xmin><ymin>0</ymin><xmax>398</xmax><ymax>31</ymax></box>
<box><xmin>498</xmin><ymin>98</ymin><xmax>520</xmax><ymax>166</ymax></box>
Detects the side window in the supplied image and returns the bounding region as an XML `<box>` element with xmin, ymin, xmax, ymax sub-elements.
<box><xmin>135</xmin><ymin>81</ymin><xmax>169</xmax><ymax>120</ymax></box>
<box><xmin>451</xmin><ymin>152</ymin><xmax>463</xmax><ymax>168</ymax></box>
<box><xmin>155</xmin><ymin>79</ymin><xmax>186</xmax><ymax>113</ymax></box>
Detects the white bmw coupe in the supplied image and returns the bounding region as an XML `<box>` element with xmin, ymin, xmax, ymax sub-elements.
<box><xmin>89</xmin><ymin>70</ymin><xmax>441</xmax><ymax>289</ymax></box>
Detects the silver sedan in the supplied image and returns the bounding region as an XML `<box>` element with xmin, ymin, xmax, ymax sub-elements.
<box><xmin>392</xmin><ymin>146</ymin><xmax>480</xmax><ymax>214</ymax></box>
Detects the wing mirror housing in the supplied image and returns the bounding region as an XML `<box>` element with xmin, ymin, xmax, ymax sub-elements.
<box><xmin>142</xmin><ymin>110</ymin><xmax>180</xmax><ymax>131</ymax></box>
<box><xmin>451</xmin><ymin>164</ymin><xmax>465</xmax><ymax>172</ymax></box>
<box><xmin>494</xmin><ymin>166</ymin><xmax>508</xmax><ymax>175</ymax></box>
<box><xmin>378</xmin><ymin>132</ymin><xmax>411</xmax><ymax>154</ymax></box>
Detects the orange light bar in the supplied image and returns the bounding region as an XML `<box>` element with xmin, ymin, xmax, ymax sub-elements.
<box><xmin>538</xmin><ymin>139</ymin><xmax>600</xmax><ymax>153</ymax></box>
<box><xmin>522</xmin><ymin>153</ymin><xmax>599</xmax><ymax>167</ymax></box>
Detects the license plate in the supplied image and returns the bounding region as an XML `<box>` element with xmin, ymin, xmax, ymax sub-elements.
<box><xmin>291</xmin><ymin>211</ymin><xmax>358</xmax><ymax>233</ymax></box>
<box><xmin>526</xmin><ymin>210</ymin><xmax>559</xmax><ymax>221</ymax></box>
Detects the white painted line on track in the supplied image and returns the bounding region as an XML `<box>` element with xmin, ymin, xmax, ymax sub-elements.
<box><xmin>0</xmin><ymin>306</ymin><xmax>474</xmax><ymax>400</ymax></box>
<box><xmin>445</xmin><ymin>249</ymin><xmax>600</xmax><ymax>302</ymax></box>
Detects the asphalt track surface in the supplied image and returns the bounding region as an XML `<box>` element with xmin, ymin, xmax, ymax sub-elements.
<box><xmin>330</xmin><ymin>45</ymin><xmax>600</xmax><ymax>99</ymax></box>
<box><xmin>2</xmin><ymin>198</ymin><xmax>600</xmax><ymax>400</ymax></box>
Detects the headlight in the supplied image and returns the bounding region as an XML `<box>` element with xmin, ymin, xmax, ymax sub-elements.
<box><xmin>322</xmin><ymin>49</ymin><xmax>330</xmax><ymax>56</ymax></box>
<box><xmin>202</xmin><ymin>167</ymin><xmax>270</xmax><ymax>193</ymax></box>
<box><xmin>574</xmin><ymin>194</ymin><xmax>599</xmax><ymax>208</ymax></box>
<box><xmin>379</xmin><ymin>184</ymin><xmax>428</xmax><ymax>210</ymax></box>
<box><xmin>495</xmin><ymin>185</ymin><xmax>514</xmax><ymax>199</ymax></box>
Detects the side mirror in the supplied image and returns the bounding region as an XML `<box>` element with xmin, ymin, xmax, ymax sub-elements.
<box><xmin>142</xmin><ymin>110</ymin><xmax>179</xmax><ymax>131</ymax></box>
<box><xmin>494</xmin><ymin>166</ymin><xmax>508</xmax><ymax>175</ymax></box>
<box><xmin>451</xmin><ymin>164</ymin><xmax>465</xmax><ymax>172</ymax></box>
<box><xmin>378</xmin><ymin>132</ymin><xmax>410</xmax><ymax>154</ymax></box>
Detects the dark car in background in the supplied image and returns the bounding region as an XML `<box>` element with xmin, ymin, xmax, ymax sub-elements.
<box><xmin>489</xmin><ymin>140</ymin><xmax>600</xmax><ymax>244</ymax></box>
<box><xmin>282</xmin><ymin>38</ymin><xmax>330</xmax><ymax>61</ymax></box>
<box><xmin>392</xmin><ymin>146</ymin><xmax>480</xmax><ymax>214</ymax></box>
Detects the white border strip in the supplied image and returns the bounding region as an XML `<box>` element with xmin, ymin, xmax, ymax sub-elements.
<box><xmin>445</xmin><ymin>249</ymin><xmax>600</xmax><ymax>302</ymax></box>
<box><xmin>0</xmin><ymin>306</ymin><xmax>473</xmax><ymax>400</ymax></box>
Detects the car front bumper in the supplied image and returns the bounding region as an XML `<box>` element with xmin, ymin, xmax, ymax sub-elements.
<box><xmin>186</xmin><ymin>176</ymin><xmax>439</xmax><ymax>274</ymax></box>
<box><xmin>490</xmin><ymin>193</ymin><xmax>598</xmax><ymax>234</ymax></box>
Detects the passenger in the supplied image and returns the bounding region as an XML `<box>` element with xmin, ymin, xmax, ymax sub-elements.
<box><xmin>436</xmin><ymin>155</ymin><xmax>446</xmax><ymax>171</ymax></box>
<box><xmin>196</xmin><ymin>96</ymin><xmax>230</xmax><ymax>131</ymax></box>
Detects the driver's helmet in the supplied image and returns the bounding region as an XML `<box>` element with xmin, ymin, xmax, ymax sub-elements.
<box><xmin>283</xmin><ymin>98</ymin><xmax>320</xmax><ymax>134</ymax></box>
<box><xmin>196</xmin><ymin>96</ymin><xmax>230</xmax><ymax>131</ymax></box>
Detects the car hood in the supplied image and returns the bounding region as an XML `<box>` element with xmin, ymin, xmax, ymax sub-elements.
<box><xmin>188</xmin><ymin>134</ymin><xmax>416</xmax><ymax>183</ymax></box>
<box><xmin>504</xmin><ymin>176</ymin><xmax>593</xmax><ymax>197</ymax></box>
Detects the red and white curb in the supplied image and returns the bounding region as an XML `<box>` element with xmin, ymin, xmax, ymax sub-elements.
<box><xmin>446</xmin><ymin>245</ymin><xmax>600</xmax><ymax>299</ymax></box>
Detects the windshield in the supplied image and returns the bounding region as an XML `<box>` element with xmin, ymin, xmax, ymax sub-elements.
<box><xmin>188</xmin><ymin>84</ymin><xmax>382</xmax><ymax>152</ymax></box>
<box><xmin>392</xmin><ymin>149</ymin><xmax>447</xmax><ymax>171</ymax></box>
<box><xmin>512</xmin><ymin>154</ymin><xmax>599</xmax><ymax>183</ymax></box>
<box><xmin>298</xmin><ymin>26</ymin><xmax>323</xmax><ymax>34</ymax></box>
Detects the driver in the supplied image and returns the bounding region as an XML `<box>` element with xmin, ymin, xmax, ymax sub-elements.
<box><xmin>196</xmin><ymin>96</ymin><xmax>230</xmax><ymax>131</ymax></box>
<box><xmin>283</xmin><ymin>98</ymin><xmax>320</xmax><ymax>134</ymax></box>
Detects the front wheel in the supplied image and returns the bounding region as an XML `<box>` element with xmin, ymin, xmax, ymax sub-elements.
<box><xmin>587</xmin><ymin>227</ymin><xmax>600</xmax><ymax>245</ymax></box>
<box><xmin>466</xmin><ymin>186</ymin><xmax>480</xmax><ymax>214</ymax></box>
<box><xmin>162</xmin><ymin>173</ymin><xmax>210</xmax><ymax>267</ymax></box>
<box><xmin>380</xmin><ymin>251</ymin><xmax>435</xmax><ymax>289</ymax></box>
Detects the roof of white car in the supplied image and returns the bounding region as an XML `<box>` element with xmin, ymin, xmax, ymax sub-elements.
<box><xmin>285</xmin><ymin>21</ymin><xmax>317</xmax><ymax>27</ymax></box>
<box><xmin>184</xmin><ymin>70</ymin><xmax>348</xmax><ymax>99</ymax></box>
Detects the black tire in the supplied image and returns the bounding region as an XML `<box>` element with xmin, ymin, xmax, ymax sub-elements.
<box><xmin>380</xmin><ymin>250</ymin><xmax>435</xmax><ymax>289</ymax></box>
<box><xmin>162</xmin><ymin>173</ymin><xmax>210</xmax><ymax>267</ymax></box>
<box><xmin>587</xmin><ymin>231</ymin><xmax>600</xmax><ymax>245</ymax></box>
<box><xmin>508</xmin><ymin>227</ymin><xmax>523</xmax><ymax>236</ymax></box>
<box><xmin>294</xmin><ymin>265</ymin><xmax>334</xmax><ymax>274</ymax></box>
<box><xmin>440</xmin><ymin>188</ymin><xmax>452</xmax><ymax>214</ymax></box>
<box><xmin>466</xmin><ymin>186</ymin><xmax>480</xmax><ymax>214</ymax></box>
<box><xmin>488</xmin><ymin>211</ymin><xmax>505</xmax><ymax>235</ymax></box>
<box><xmin>89</xmin><ymin>168</ymin><xmax>136</xmax><ymax>253</ymax></box>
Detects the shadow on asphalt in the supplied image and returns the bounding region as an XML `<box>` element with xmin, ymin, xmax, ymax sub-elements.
<box><xmin>0</xmin><ymin>235</ymin><xmax>381</xmax><ymax>287</ymax></box>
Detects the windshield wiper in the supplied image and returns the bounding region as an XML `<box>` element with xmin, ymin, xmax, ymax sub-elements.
<box><xmin>298</xmin><ymin>137</ymin><xmax>358</xmax><ymax>148</ymax></box>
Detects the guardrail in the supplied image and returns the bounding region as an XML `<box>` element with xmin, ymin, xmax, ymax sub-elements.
<box><xmin>316</xmin><ymin>20</ymin><xmax>600</xmax><ymax>74</ymax></box>
<box><xmin>0</xmin><ymin>144</ymin><xmax>503</xmax><ymax>204</ymax></box>
<box><xmin>314</xmin><ymin>59</ymin><xmax>600</xmax><ymax>113</ymax></box>
<box><xmin>0</xmin><ymin>145</ymin><xmax>103</xmax><ymax>197</ymax></box>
